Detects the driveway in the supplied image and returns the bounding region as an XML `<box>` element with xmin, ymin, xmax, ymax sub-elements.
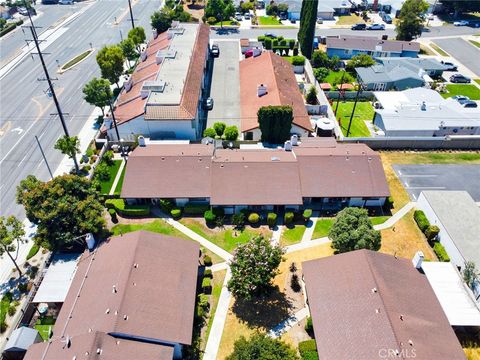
<box><xmin>206</xmin><ymin>40</ymin><xmax>241</xmax><ymax>130</ymax></box>
<box><xmin>393</xmin><ymin>164</ymin><xmax>480</xmax><ymax>201</ymax></box>
<box><xmin>432</xmin><ymin>38</ymin><xmax>480</xmax><ymax>77</ymax></box>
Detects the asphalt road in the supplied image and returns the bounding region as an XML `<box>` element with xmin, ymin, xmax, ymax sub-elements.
<box><xmin>393</xmin><ymin>164</ymin><xmax>480</xmax><ymax>201</ymax></box>
<box><xmin>206</xmin><ymin>40</ymin><xmax>241</xmax><ymax>130</ymax></box>
<box><xmin>432</xmin><ymin>38</ymin><xmax>480</xmax><ymax>77</ymax></box>
<box><xmin>0</xmin><ymin>0</ymin><xmax>161</xmax><ymax>220</ymax></box>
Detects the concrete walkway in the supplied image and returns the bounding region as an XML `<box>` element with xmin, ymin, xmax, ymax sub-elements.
<box><xmin>286</xmin><ymin>237</ymin><xmax>331</xmax><ymax>254</ymax></box>
<box><xmin>109</xmin><ymin>159</ymin><xmax>126</xmax><ymax>195</ymax></box>
<box><xmin>203</xmin><ymin>269</ymin><xmax>232</xmax><ymax>360</ymax></box>
<box><xmin>301</xmin><ymin>211</ymin><xmax>319</xmax><ymax>243</ymax></box>
<box><xmin>271</xmin><ymin>225</ymin><xmax>283</xmax><ymax>246</ymax></box>
<box><xmin>373</xmin><ymin>202</ymin><xmax>416</xmax><ymax>231</ymax></box>
<box><xmin>211</xmin><ymin>262</ymin><xmax>228</xmax><ymax>272</ymax></box>
<box><xmin>267</xmin><ymin>307</ymin><xmax>310</xmax><ymax>339</ymax></box>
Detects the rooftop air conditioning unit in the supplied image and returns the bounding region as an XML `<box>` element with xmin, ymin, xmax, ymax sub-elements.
<box><xmin>284</xmin><ymin>140</ymin><xmax>292</xmax><ymax>151</ymax></box>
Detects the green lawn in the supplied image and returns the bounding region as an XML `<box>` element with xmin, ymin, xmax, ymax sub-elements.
<box><xmin>470</xmin><ymin>40</ymin><xmax>480</xmax><ymax>48</ymax></box>
<box><xmin>96</xmin><ymin>160</ymin><xmax>122</xmax><ymax>194</ymax></box>
<box><xmin>114</xmin><ymin>164</ymin><xmax>126</xmax><ymax>195</ymax></box>
<box><xmin>440</xmin><ymin>84</ymin><xmax>480</xmax><ymax>100</ymax></box>
<box><xmin>61</xmin><ymin>49</ymin><xmax>93</xmax><ymax>71</ymax></box>
<box><xmin>280</xmin><ymin>225</ymin><xmax>306</xmax><ymax>246</ymax></box>
<box><xmin>0</xmin><ymin>293</ymin><xmax>12</xmax><ymax>327</ymax></box>
<box><xmin>213</xmin><ymin>20</ymin><xmax>237</xmax><ymax>26</ymax></box>
<box><xmin>111</xmin><ymin>219</ymin><xmax>223</xmax><ymax>264</ymax></box>
<box><xmin>323</xmin><ymin>70</ymin><xmax>355</xmax><ymax>87</ymax></box>
<box><xmin>312</xmin><ymin>218</ymin><xmax>335</xmax><ymax>239</ymax></box>
<box><xmin>259</xmin><ymin>16</ymin><xmax>282</xmax><ymax>25</ymax></box>
<box><xmin>35</xmin><ymin>316</ymin><xmax>55</xmax><ymax>341</ymax></box>
<box><xmin>430</xmin><ymin>43</ymin><xmax>449</xmax><ymax>56</ymax></box>
<box><xmin>336</xmin><ymin>101</ymin><xmax>374</xmax><ymax>137</ymax></box>
<box><xmin>370</xmin><ymin>216</ymin><xmax>391</xmax><ymax>226</ymax></box>
<box><xmin>336</xmin><ymin>14</ymin><xmax>364</xmax><ymax>25</ymax></box>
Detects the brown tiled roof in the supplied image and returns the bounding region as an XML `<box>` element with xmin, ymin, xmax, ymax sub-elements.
<box><xmin>210</xmin><ymin>149</ymin><xmax>303</xmax><ymax>205</ymax></box>
<box><xmin>302</xmin><ymin>250</ymin><xmax>466</xmax><ymax>360</ymax></box>
<box><xmin>327</xmin><ymin>35</ymin><xmax>420</xmax><ymax>53</ymax></box>
<box><xmin>239</xmin><ymin>51</ymin><xmax>312</xmax><ymax>133</ymax></box>
<box><xmin>120</xmin><ymin>141</ymin><xmax>390</xmax><ymax>202</ymax></box>
<box><xmin>24</xmin><ymin>332</ymin><xmax>174</xmax><ymax>360</ymax></box>
<box><xmin>26</xmin><ymin>231</ymin><xmax>199</xmax><ymax>360</ymax></box>
<box><xmin>144</xmin><ymin>24</ymin><xmax>210</xmax><ymax>121</ymax></box>
<box><xmin>121</xmin><ymin>144</ymin><xmax>214</xmax><ymax>199</ymax></box>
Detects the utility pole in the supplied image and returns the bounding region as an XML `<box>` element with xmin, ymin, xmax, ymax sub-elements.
<box><xmin>108</xmin><ymin>100</ymin><xmax>127</xmax><ymax>161</ymax></box>
<box><xmin>26</xmin><ymin>25</ymin><xmax>80</xmax><ymax>173</ymax></box>
<box><xmin>127</xmin><ymin>0</ymin><xmax>135</xmax><ymax>29</ymax></box>
<box><xmin>35</xmin><ymin>136</ymin><xmax>54</xmax><ymax>180</ymax></box>
<box><xmin>346</xmin><ymin>84</ymin><xmax>363</xmax><ymax>137</ymax></box>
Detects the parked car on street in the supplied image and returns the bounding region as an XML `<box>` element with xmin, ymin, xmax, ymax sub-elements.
<box><xmin>451</xmin><ymin>95</ymin><xmax>470</xmax><ymax>102</ymax></box>
<box><xmin>441</xmin><ymin>61</ymin><xmax>457</xmax><ymax>71</ymax></box>
<box><xmin>245</xmin><ymin>48</ymin><xmax>262</xmax><ymax>58</ymax></box>
<box><xmin>210</xmin><ymin>44</ymin><xmax>219</xmax><ymax>57</ymax></box>
<box><xmin>244</xmin><ymin>13</ymin><xmax>251</xmax><ymax>20</ymax></box>
<box><xmin>290</xmin><ymin>18</ymin><xmax>296</xmax><ymax>24</ymax></box>
<box><xmin>449</xmin><ymin>74</ymin><xmax>471</xmax><ymax>83</ymax></box>
<box><xmin>204</xmin><ymin>97</ymin><xmax>214</xmax><ymax>110</ymax></box>
<box><xmin>351</xmin><ymin>23</ymin><xmax>366</xmax><ymax>30</ymax></box>
<box><xmin>453</xmin><ymin>20</ymin><xmax>469</xmax><ymax>26</ymax></box>
<box><xmin>461</xmin><ymin>100</ymin><xmax>478</xmax><ymax>108</ymax></box>
<box><xmin>235</xmin><ymin>13</ymin><xmax>243</xmax><ymax>21</ymax></box>
<box><xmin>379</xmin><ymin>12</ymin><xmax>392</xmax><ymax>24</ymax></box>
<box><xmin>59</xmin><ymin>0</ymin><xmax>73</xmax><ymax>4</ymax></box>
<box><xmin>367</xmin><ymin>23</ymin><xmax>385</xmax><ymax>30</ymax></box>
<box><xmin>264</xmin><ymin>32</ymin><xmax>277</xmax><ymax>38</ymax></box>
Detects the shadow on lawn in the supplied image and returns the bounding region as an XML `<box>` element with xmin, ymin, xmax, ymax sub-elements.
<box><xmin>231</xmin><ymin>286</ymin><xmax>293</xmax><ymax>329</ymax></box>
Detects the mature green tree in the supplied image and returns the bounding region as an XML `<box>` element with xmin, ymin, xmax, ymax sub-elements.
<box><xmin>257</xmin><ymin>105</ymin><xmax>293</xmax><ymax>144</ymax></box>
<box><xmin>213</xmin><ymin>122</ymin><xmax>226</xmax><ymax>136</ymax></box>
<box><xmin>0</xmin><ymin>216</ymin><xmax>26</xmax><ymax>277</ymax></box>
<box><xmin>151</xmin><ymin>9</ymin><xmax>173</xmax><ymax>34</ymax></box>
<box><xmin>278</xmin><ymin>3</ymin><xmax>289</xmax><ymax>13</ymax></box>
<box><xmin>16</xmin><ymin>175</ymin><xmax>105</xmax><ymax>251</ymax></box>
<box><xmin>297</xmin><ymin>0</ymin><xmax>318</xmax><ymax>59</ymax></box>
<box><xmin>329</xmin><ymin>207</ymin><xmax>381</xmax><ymax>253</ymax></box>
<box><xmin>310</xmin><ymin>50</ymin><xmax>337</xmax><ymax>69</ymax></box>
<box><xmin>227</xmin><ymin>236</ymin><xmax>284</xmax><ymax>300</ymax></box>
<box><xmin>463</xmin><ymin>261</ymin><xmax>479</xmax><ymax>289</ymax></box>
<box><xmin>120</xmin><ymin>38</ymin><xmax>137</xmax><ymax>68</ymax></box>
<box><xmin>54</xmin><ymin>135</ymin><xmax>80</xmax><ymax>174</ymax></box>
<box><xmin>205</xmin><ymin>0</ymin><xmax>235</xmax><ymax>23</ymax></box>
<box><xmin>313</xmin><ymin>67</ymin><xmax>329</xmax><ymax>82</ymax></box>
<box><xmin>396</xmin><ymin>0</ymin><xmax>429</xmax><ymax>41</ymax></box>
<box><xmin>226</xmin><ymin>333</ymin><xmax>298</xmax><ymax>360</ymax></box>
<box><xmin>83</xmin><ymin>77</ymin><xmax>112</xmax><ymax>116</ymax></box>
<box><xmin>224</xmin><ymin>126</ymin><xmax>239</xmax><ymax>141</ymax></box>
<box><xmin>439</xmin><ymin>1</ymin><xmax>480</xmax><ymax>19</ymax></box>
<box><xmin>345</xmin><ymin>54</ymin><xmax>376</xmax><ymax>71</ymax></box>
<box><xmin>96</xmin><ymin>45</ymin><xmax>125</xmax><ymax>87</ymax></box>
<box><xmin>128</xmin><ymin>26</ymin><xmax>146</xmax><ymax>49</ymax></box>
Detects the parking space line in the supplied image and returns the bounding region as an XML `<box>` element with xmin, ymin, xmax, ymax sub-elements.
<box><xmin>406</xmin><ymin>186</ymin><xmax>446</xmax><ymax>190</ymax></box>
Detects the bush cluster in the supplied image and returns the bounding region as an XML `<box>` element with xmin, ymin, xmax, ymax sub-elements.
<box><xmin>105</xmin><ymin>199</ymin><xmax>150</xmax><ymax>216</ymax></box>
<box><xmin>303</xmin><ymin>209</ymin><xmax>313</xmax><ymax>221</ymax></box>
<box><xmin>248</xmin><ymin>212</ymin><xmax>260</xmax><ymax>224</ymax></box>
<box><xmin>108</xmin><ymin>208</ymin><xmax>117</xmax><ymax>222</ymax></box>
<box><xmin>203</xmin><ymin>255</ymin><xmax>213</xmax><ymax>267</ymax></box>
<box><xmin>413</xmin><ymin>210</ymin><xmax>430</xmax><ymax>232</ymax></box>
<box><xmin>284</xmin><ymin>212</ymin><xmax>294</xmax><ymax>225</ymax></box>
<box><xmin>298</xmin><ymin>339</ymin><xmax>318</xmax><ymax>360</ymax></box>
<box><xmin>267</xmin><ymin>212</ymin><xmax>277</xmax><ymax>227</ymax></box>
<box><xmin>304</xmin><ymin>316</ymin><xmax>314</xmax><ymax>334</ymax></box>
<box><xmin>202</xmin><ymin>277</ymin><xmax>212</xmax><ymax>294</ymax></box>
<box><xmin>203</xmin><ymin>269</ymin><xmax>213</xmax><ymax>278</ymax></box>
<box><xmin>434</xmin><ymin>242</ymin><xmax>450</xmax><ymax>262</ymax></box>
<box><xmin>291</xmin><ymin>55</ymin><xmax>305</xmax><ymax>66</ymax></box>
<box><xmin>170</xmin><ymin>208</ymin><xmax>182</xmax><ymax>219</ymax></box>
<box><xmin>204</xmin><ymin>210</ymin><xmax>216</xmax><ymax>224</ymax></box>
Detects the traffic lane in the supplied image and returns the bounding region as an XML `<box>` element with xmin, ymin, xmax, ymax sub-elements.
<box><xmin>393</xmin><ymin>164</ymin><xmax>480</xmax><ymax>201</ymax></box>
<box><xmin>206</xmin><ymin>40</ymin><xmax>241</xmax><ymax>129</ymax></box>
<box><xmin>433</xmin><ymin>38</ymin><xmax>480</xmax><ymax>77</ymax></box>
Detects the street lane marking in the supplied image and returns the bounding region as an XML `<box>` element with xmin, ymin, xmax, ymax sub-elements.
<box><xmin>400</xmin><ymin>174</ymin><xmax>438</xmax><ymax>177</ymax></box>
<box><xmin>17</xmin><ymin>153</ymin><xmax>29</xmax><ymax>168</ymax></box>
<box><xmin>407</xmin><ymin>186</ymin><xmax>446</xmax><ymax>189</ymax></box>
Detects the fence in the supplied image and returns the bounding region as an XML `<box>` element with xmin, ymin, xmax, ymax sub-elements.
<box><xmin>341</xmin><ymin>136</ymin><xmax>480</xmax><ymax>150</ymax></box>
<box><xmin>325</xmin><ymin>91</ymin><xmax>375</xmax><ymax>101</ymax></box>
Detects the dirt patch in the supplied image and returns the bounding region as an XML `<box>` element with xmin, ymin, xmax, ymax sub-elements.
<box><xmin>184</xmin><ymin>2</ymin><xmax>204</xmax><ymax>22</ymax></box>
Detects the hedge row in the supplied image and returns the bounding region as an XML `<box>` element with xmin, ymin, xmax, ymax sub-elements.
<box><xmin>0</xmin><ymin>19</ymin><xmax>23</xmax><ymax>38</ymax></box>
<box><xmin>433</xmin><ymin>242</ymin><xmax>450</xmax><ymax>262</ymax></box>
<box><xmin>298</xmin><ymin>339</ymin><xmax>318</xmax><ymax>360</ymax></box>
<box><xmin>413</xmin><ymin>210</ymin><xmax>429</xmax><ymax>232</ymax></box>
<box><xmin>105</xmin><ymin>199</ymin><xmax>150</xmax><ymax>216</ymax></box>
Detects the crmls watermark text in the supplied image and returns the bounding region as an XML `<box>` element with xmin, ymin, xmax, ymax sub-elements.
<box><xmin>379</xmin><ymin>349</ymin><xmax>417</xmax><ymax>358</ymax></box>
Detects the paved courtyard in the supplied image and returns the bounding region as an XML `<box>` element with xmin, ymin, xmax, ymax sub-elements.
<box><xmin>206</xmin><ymin>40</ymin><xmax>241</xmax><ymax>130</ymax></box>
<box><xmin>393</xmin><ymin>164</ymin><xmax>480</xmax><ymax>201</ymax></box>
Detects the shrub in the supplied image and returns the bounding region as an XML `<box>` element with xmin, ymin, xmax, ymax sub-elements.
<box><xmin>170</xmin><ymin>208</ymin><xmax>182</xmax><ymax>219</ymax></box>
<box><xmin>267</xmin><ymin>212</ymin><xmax>277</xmax><ymax>227</ymax></box>
<box><xmin>184</xmin><ymin>203</ymin><xmax>209</xmax><ymax>215</ymax></box>
<box><xmin>264</xmin><ymin>37</ymin><xmax>272</xmax><ymax>50</ymax></box>
<box><xmin>8</xmin><ymin>306</ymin><xmax>16</xmax><ymax>317</ymax></box>
<box><xmin>425</xmin><ymin>225</ymin><xmax>440</xmax><ymax>241</ymax></box>
<box><xmin>94</xmin><ymin>162</ymin><xmax>110</xmax><ymax>181</ymax></box>
<box><xmin>159</xmin><ymin>199</ymin><xmax>174</xmax><ymax>212</ymax></box>
<box><xmin>198</xmin><ymin>293</ymin><xmax>210</xmax><ymax>310</ymax></box>
<box><xmin>386</xmin><ymin>196</ymin><xmax>394</xmax><ymax>208</ymax></box>
<box><xmin>257</xmin><ymin>35</ymin><xmax>266</xmax><ymax>42</ymax></box>
<box><xmin>291</xmin><ymin>55</ymin><xmax>305</xmax><ymax>66</ymax></box>
<box><xmin>413</xmin><ymin>210</ymin><xmax>430</xmax><ymax>233</ymax></box>
<box><xmin>18</xmin><ymin>283</ymin><xmax>28</xmax><ymax>293</ymax></box>
<box><xmin>203</xmin><ymin>255</ymin><xmax>213</xmax><ymax>267</ymax></box>
<box><xmin>26</xmin><ymin>244</ymin><xmax>40</xmax><ymax>261</ymax></box>
<box><xmin>434</xmin><ymin>242</ymin><xmax>450</xmax><ymax>262</ymax></box>
<box><xmin>207</xmin><ymin>16</ymin><xmax>217</xmax><ymax>24</ymax></box>
<box><xmin>303</xmin><ymin>209</ymin><xmax>313</xmax><ymax>221</ymax></box>
<box><xmin>108</xmin><ymin>208</ymin><xmax>117</xmax><ymax>222</ymax></box>
<box><xmin>224</xmin><ymin>125</ymin><xmax>239</xmax><ymax>141</ymax></box>
<box><xmin>290</xmin><ymin>274</ymin><xmax>301</xmax><ymax>292</ymax></box>
<box><xmin>213</xmin><ymin>122</ymin><xmax>226</xmax><ymax>136</ymax></box>
<box><xmin>232</xmin><ymin>212</ymin><xmax>246</xmax><ymax>228</ymax></box>
<box><xmin>204</xmin><ymin>210</ymin><xmax>216</xmax><ymax>224</ymax></box>
<box><xmin>202</xmin><ymin>277</ymin><xmax>212</xmax><ymax>294</ymax></box>
<box><xmin>304</xmin><ymin>317</ymin><xmax>314</xmax><ymax>334</ymax></box>
<box><xmin>83</xmin><ymin>165</ymin><xmax>91</xmax><ymax>172</ymax></box>
<box><xmin>288</xmin><ymin>39</ymin><xmax>296</xmax><ymax>49</ymax></box>
<box><xmin>248</xmin><ymin>212</ymin><xmax>260</xmax><ymax>224</ymax></box>
<box><xmin>305</xmin><ymin>86</ymin><xmax>317</xmax><ymax>105</ymax></box>
<box><xmin>313</xmin><ymin>67</ymin><xmax>329</xmax><ymax>82</ymax></box>
<box><xmin>0</xmin><ymin>321</ymin><xmax>8</xmax><ymax>333</ymax></box>
<box><xmin>103</xmin><ymin>150</ymin><xmax>114</xmax><ymax>165</ymax></box>
<box><xmin>299</xmin><ymin>339</ymin><xmax>318</xmax><ymax>360</ymax></box>
<box><xmin>203</xmin><ymin>127</ymin><xmax>217</xmax><ymax>138</ymax></box>
<box><xmin>105</xmin><ymin>199</ymin><xmax>150</xmax><ymax>216</ymax></box>
<box><xmin>290</xmin><ymin>262</ymin><xmax>297</xmax><ymax>272</ymax></box>
<box><xmin>196</xmin><ymin>304</ymin><xmax>205</xmax><ymax>319</ymax></box>
<box><xmin>284</xmin><ymin>212</ymin><xmax>294</xmax><ymax>225</ymax></box>
<box><xmin>204</xmin><ymin>269</ymin><xmax>213</xmax><ymax>278</ymax></box>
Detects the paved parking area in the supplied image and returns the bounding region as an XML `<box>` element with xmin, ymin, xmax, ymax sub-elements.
<box><xmin>433</xmin><ymin>38</ymin><xmax>480</xmax><ymax>77</ymax></box>
<box><xmin>206</xmin><ymin>40</ymin><xmax>241</xmax><ymax>130</ymax></box>
<box><xmin>393</xmin><ymin>164</ymin><xmax>480</xmax><ymax>201</ymax></box>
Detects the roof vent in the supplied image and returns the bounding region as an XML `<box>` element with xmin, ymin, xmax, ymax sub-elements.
<box><xmin>257</xmin><ymin>84</ymin><xmax>268</xmax><ymax>97</ymax></box>
<box><xmin>156</xmin><ymin>49</ymin><xmax>177</xmax><ymax>64</ymax></box>
<box><xmin>408</xmin><ymin>340</ymin><xmax>414</xmax><ymax>346</ymax></box>
<box><xmin>284</xmin><ymin>141</ymin><xmax>292</xmax><ymax>151</ymax></box>
<box><xmin>138</xmin><ymin>136</ymin><xmax>146</xmax><ymax>147</ymax></box>
<box><xmin>375</xmin><ymin>308</ymin><xmax>380</xmax><ymax>314</ymax></box>
<box><xmin>152</xmin><ymin>29</ymin><xmax>158</xmax><ymax>39</ymax></box>
<box><xmin>400</xmin><ymin>315</ymin><xmax>404</xmax><ymax>321</ymax></box>
<box><xmin>106</xmin><ymin>308</ymin><xmax>110</xmax><ymax>314</ymax></box>
<box><xmin>97</xmin><ymin>348</ymin><xmax>102</xmax><ymax>355</ymax></box>
<box><xmin>372</xmin><ymin>287</ymin><xmax>377</xmax><ymax>293</ymax></box>
<box><xmin>112</xmin><ymin>285</ymin><xmax>117</xmax><ymax>294</ymax></box>
<box><xmin>291</xmin><ymin>134</ymin><xmax>298</xmax><ymax>146</ymax></box>
<box><xmin>124</xmin><ymin>315</ymin><xmax>128</xmax><ymax>320</ymax></box>
<box><xmin>421</xmin><ymin>101</ymin><xmax>427</xmax><ymax>111</ymax></box>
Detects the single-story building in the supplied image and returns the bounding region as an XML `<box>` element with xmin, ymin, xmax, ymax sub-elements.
<box><xmin>373</xmin><ymin>88</ymin><xmax>480</xmax><ymax>137</ymax></box>
<box><xmin>102</xmin><ymin>23</ymin><xmax>210</xmax><ymax>141</ymax></box>
<box><xmin>120</xmin><ymin>138</ymin><xmax>390</xmax><ymax>212</ymax></box>
<box><xmin>326</xmin><ymin>35</ymin><xmax>420</xmax><ymax>59</ymax></box>
<box><xmin>239</xmin><ymin>51</ymin><xmax>312</xmax><ymax>141</ymax></box>
<box><xmin>3</xmin><ymin>327</ymin><xmax>42</xmax><ymax>360</ymax></box>
<box><xmin>302</xmin><ymin>250</ymin><xmax>466</xmax><ymax>360</ymax></box>
<box><xmin>417</xmin><ymin>190</ymin><xmax>480</xmax><ymax>301</ymax></box>
<box><xmin>286</xmin><ymin>0</ymin><xmax>350</xmax><ymax>20</ymax></box>
<box><xmin>356</xmin><ymin>57</ymin><xmax>448</xmax><ymax>91</ymax></box>
<box><xmin>24</xmin><ymin>231</ymin><xmax>200</xmax><ymax>360</ymax></box>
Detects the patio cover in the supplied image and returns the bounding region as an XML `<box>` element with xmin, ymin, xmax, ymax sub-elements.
<box><xmin>32</xmin><ymin>253</ymin><xmax>81</xmax><ymax>303</ymax></box>
<box><xmin>4</xmin><ymin>327</ymin><xmax>41</xmax><ymax>352</ymax></box>
<box><xmin>422</xmin><ymin>262</ymin><xmax>480</xmax><ymax>326</ymax></box>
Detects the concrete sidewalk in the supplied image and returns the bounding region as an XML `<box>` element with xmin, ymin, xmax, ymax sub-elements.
<box><xmin>267</xmin><ymin>307</ymin><xmax>310</xmax><ymax>338</ymax></box>
<box><xmin>373</xmin><ymin>202</ymin><xmax>416</xmax><ymax>231</ymax></box>
<box><xmin>301</xmin><ymin>211</ymin><xmax>319</xmax><ymax>243</ymax></box>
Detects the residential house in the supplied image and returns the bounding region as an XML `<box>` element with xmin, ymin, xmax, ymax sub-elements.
<box><xmin>417</xmin><ymin>191</ymin><xmax>480</xmax><ymax>301</ymax></box>
<box><xmin>286</xmin><ymin>0</ymin><xmax>351</xmax><ymax>20</ymax></box>
<box><xmin>102</xmin><ymin>22</ymin><xmax>210</xmax><ymax>141</ymax></box>
<box><xmin>373</xmin><ymin>88</ymin><xmax>480</xmax><ymax>137</ymax></box>
<box><xmin>120</xmin><ymin>138</ymin><xmax>390</xmax><ymax>212</ymax></box>
<box><xmin>24</xmin><ymin>231</ymin><xmax>200</xmax><ymax>360</ymax></box>
<box><xmin>239</xmin><ymin>51</ymin><xmax>312</xmax><ymax>141</ymax></box>
<box><xmin>302</xmin><ymin>250</ymin><xmax>466</xmax><ymax>360</ymax></box>
<box><xmin>3</xmin><ymin>327</ymin><xmax>42</xmax><ymax>360</ymax></box>
<box><xmin>0</xmin><ymin>5</ymin><xmax>12</xmax><ymax>19</ymax></box>
<box><xmin>326</xmin><ymin>35</ymin><xmax>420</xmax><ymax>59</ymax></box>
<box><xmin>356</xmin><ymin>57</ymin><xmax>448</xmax><ymax>91</ymax></box>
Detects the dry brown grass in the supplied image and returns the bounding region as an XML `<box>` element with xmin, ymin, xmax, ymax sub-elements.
<box><xmin>379</xmin><ymin>153</ymin><xmax>412</xmax><ymax>213</ymax></box>
<box><xmin>380</xmin><ymin>209</ymin><xmax>436</xmax><ymax>260</ymax></box>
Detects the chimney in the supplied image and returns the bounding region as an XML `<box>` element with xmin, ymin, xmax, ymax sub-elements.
<box><xmin>284</xmin><ymin>140</ymin><xmax>292</xmax><ymax>151</ymax></box>
<box><xmin>412</xmin><ymin>251</ymin><xmax>424</xmax><ymax>269</ymax></box>
<box><xmin>137</xmin><ymin>135</ymin><xmax>146</xmax><ymax>147</ymax></box>
<box><xmin>291</xmin><ymin>134</ymin><xmax>298</xmax><ymax>146</ymax></box>
<box><xmin>421</xmin><ymin>101</ymin><xmax>427</xmax><ymax>111</ymax></box>
<box><xmin>124</xmin><ymin>76</ymin><xmax>132</xmax><ymax>92</ymax></box>
<box><xmin>85</xmin><ymin>233</ymin><xmax>95</xmax><ymax>250</ymax></box>
<box><xmin>152</xmin><ymin>29</ymin><xmax>158</xmax><ymax>39</ymax></box>
<box><xmin>257</xmin><ymin>84</ymin><xmax>267</xmax><ymax>97</ymax></box>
